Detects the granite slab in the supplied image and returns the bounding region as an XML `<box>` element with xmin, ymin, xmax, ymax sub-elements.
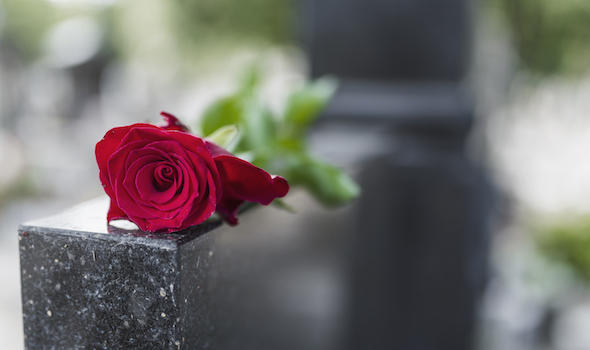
<box><xmin>18</xmin><ymin>197</ymin><xmax>221</xmax><ymax>349</ymax></box>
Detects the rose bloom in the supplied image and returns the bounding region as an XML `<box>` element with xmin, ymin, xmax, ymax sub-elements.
<box><xmin>95</xmin><ymin>112</ymin><xmax>288</xmax><ymax>232</ymax></box>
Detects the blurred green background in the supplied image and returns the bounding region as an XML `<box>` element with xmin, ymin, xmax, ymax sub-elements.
<box><xmin>493</xmin><ymin>0</ymin><xmax>590</xmax><ymax>76</ymax></box>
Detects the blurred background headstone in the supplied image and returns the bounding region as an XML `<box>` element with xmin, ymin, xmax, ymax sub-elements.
<box><xmin>301</xmin><ymin>0</ymin><xmax>492</xmax><ymax>349</ymax></box>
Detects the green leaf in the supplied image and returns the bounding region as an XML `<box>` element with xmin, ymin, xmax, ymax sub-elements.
<box><xmin>239</xmin><ymin>100</ymin><xmax>276</xmax><ymax>153</ymax></box>
<box><xmin>283</xmin><ymin>77</ymin><xmax>337</xmax><ymax>132</ymax></box>
<box><xmin>200</xmin><ymin>95</ymin><xmax>243</xmax><ymax>137</ymax></box>
<box><xmin>205</xmin><ymin>125</ymin><xmax>240</xmax><ymax>151</ymax></box>
<box><xmin>238</xmin><ymin>64</ymin><xmax>261</xmax><ymax>95</ymax></box>
<box><xmin>288</xmin><ymin>154</ymin><xmax>360</xmax><ymax>206</ymax></box>
<box><xmin>234</xmin><ymin>151</ymin><xmax>255</xmax><ymax>163</ymax></box>
<box><xmin>199</xmin><ymin>91</ymin><xmax>277</xmax><ymax>162</ymax></box>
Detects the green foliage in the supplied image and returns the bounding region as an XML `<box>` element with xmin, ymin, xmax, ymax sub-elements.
<box><xmin>1</xmin><ymin>0</ymin><xmax>114</xmax><ymax>61</ymax></box>
<box><xmin>537</xmin><ymin>216</ymin><xmax>590</xmax><ymax>283</ymax></box>
<box><xmin>282</xmin><ymin>78</ymin><xmax>337</xmax><ymax>139</ymax></box>
<box><xmin>169</xmin><ymin>0</ymin><xmax>292</xmax><ymax>49</ymax></box>
<box><xmin>286</xmin><ymin>154</ymin><xmax>360</xmax><ymax>207</ymax></box>
<box><xmin>200</xmin><ymin>74</ymin><xmax>275</xmax><ymax>164</ymax></box>
<box><xmin>494</xmin><ymin>0</ymin><xmax>590</xmax><ymax>75</ymax></box>
<box><xmin>201</xmin><ymin>96</ymin><xmax>244</xmax><ymax>137</ymax></box>
<box><xmin>1</xmin><ymin>0</ymin><xmax>58</xmax><ymax>60</ymax></box>
<box><xmin>197</xmin><ymin>71</ymin><xmax>360</xmax><ymax>207</ymax></box>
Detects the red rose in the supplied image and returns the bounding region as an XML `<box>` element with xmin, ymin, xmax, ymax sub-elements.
<box><xmin>95</xmin><ymin>112</ymin><xmax>289</xmax><ymax>232</ymax></box>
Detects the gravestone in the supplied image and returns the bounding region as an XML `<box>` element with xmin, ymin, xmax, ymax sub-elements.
<box><xmin>301</xmin><ymin>0</ymin><xmax>470</xmax><ymax>82</ymax></box>
<box><xmin>19</xmin><ymin>197</ymin><xmax>221</xmax><ymax>349</ymax></box>
<box><xmin>300</xmin><ymin>0</ymin><xmax>492</xmax><ymax>349</ymax></box>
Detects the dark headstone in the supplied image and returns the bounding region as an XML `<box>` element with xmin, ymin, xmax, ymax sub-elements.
<box><xmin>19</xmin><ymin>197</ymin><xmax>220</xmax><ymax>349</ymax></box>
<box><xmin>301</xmin><ymin>0</ymin><xmax>473</xmax><ymax>127</ymax></box>
<box><xmin>302</xmin><ymin>0</ymin><xmax>471</xmax><ymax>82</ymax></box>
<box><xmin>348</xmin><ymin>132</ymin><xmax>492</xmax><ymax>350</ymax></box>
<box><xmin>298</xmin><ymin>1</ymin><xmax>493</xmax><ymax>349</ymax></box>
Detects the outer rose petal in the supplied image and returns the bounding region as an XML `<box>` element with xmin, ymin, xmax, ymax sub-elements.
<box><xmin>173</xmin><ymin>132</ymin><xmax>222</xmax><ymax>203</ymax></box>
<box><xmin>215</xmin><ymin>197</ymin><xmax>243</xmax><ymax>226</ymax></box>
<box><xmin>205</xmin><ymin>141</ymin><xmax>289</xmax><ymax>225</ymax></box>
<box><xmin>205</xmin><ymin>141</ymin><xmax>232</xmax><ymax>158</ymax></box>
<box><xmin>214</xmin><ymin>155</ymin><xmax>289</xmax><ymax>205</ymax></box>
<box><xmin>107</xmin><ymin>199</ymin><xmax>128</xmax><ymax>222</ymax></box>
<box><xmin>95</xmin><ymin>123</ymin><xmax>159</xmax><ymax>197</ymax></box>
<box><xmin>158</xmin><ymin>111</ymin><xmax>189</xmax><ymax>132</ymax></box>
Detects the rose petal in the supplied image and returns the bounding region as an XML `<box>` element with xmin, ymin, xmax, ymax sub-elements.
<box><xmin>183</xmin><ymin>171</ymin><xmax>218</xmax><ymax>228</ymax></box>
<box><xmin>215</xmin><ymin>197</ymin><xmax>242</xmax><ymax>226</ymax></box>
<box><xmin>212</xmin><ymin>153</ymin><xmax>289</xmax><ymax>225</ymax></box>
<box><xmin>154</xmin><ymin>164</ymin><xmax>175</xmax><ymax>190</ymax></box>
<box><xmin>118</xmin><ymin>126</ymin><xmax>172</xmax><ymax>146</ymax></box>
<box><xmin>122</xmin><ymin>155</ymin><xmax>191</xmax><ymax>220</ymax></box>
<box><xmin>215</xmin><ymin>155</ymin><xmax>289</xmax><ymax>204</ymax></box>
<box><xmin>205</xmin><ymin>140</ymin><xmax>289</xmax><ymax>225</ymax></box>
<box><xmin>158</xmin><ymin>111</ymin><xmax>190</xmax><ymax>132</ymax></box>
<box><xmin>122</xmin><ymin>141</ymin><xmax>195</xmax><ymax>212</ymax></box>
<box><xmin>173</xmin><ymin>133</ymin><xmax>222</xmax><ymax>203</ymax></box>
<box><xmin>205</xmin><ymin>140</ymin><xmax>232</xmax><ymax>158</ymax></box>
<box><xmin>107</xmin><ymin>199</ymin><xmax>128</xmax><ymax>222</ymax></box>
<box><xmin>108</xmin><ymin>140</ymin><xmax>153</xmax><ymax>199</ymax></box>
<box><xmin>135</xmin><ymin>163</ymin><xmax>178</xmax><ymax>204</ymax></box>
<box><xmin>96</xmin><ymin>123</ymin><xmax>156</xmax><ymax>197</ymax></box>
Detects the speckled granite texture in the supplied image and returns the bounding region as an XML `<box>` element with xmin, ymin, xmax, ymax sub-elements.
<box><xmin>18</xmin><ymin>197</ymin><xmax>220</xmax><ymax>349</ymax></box>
